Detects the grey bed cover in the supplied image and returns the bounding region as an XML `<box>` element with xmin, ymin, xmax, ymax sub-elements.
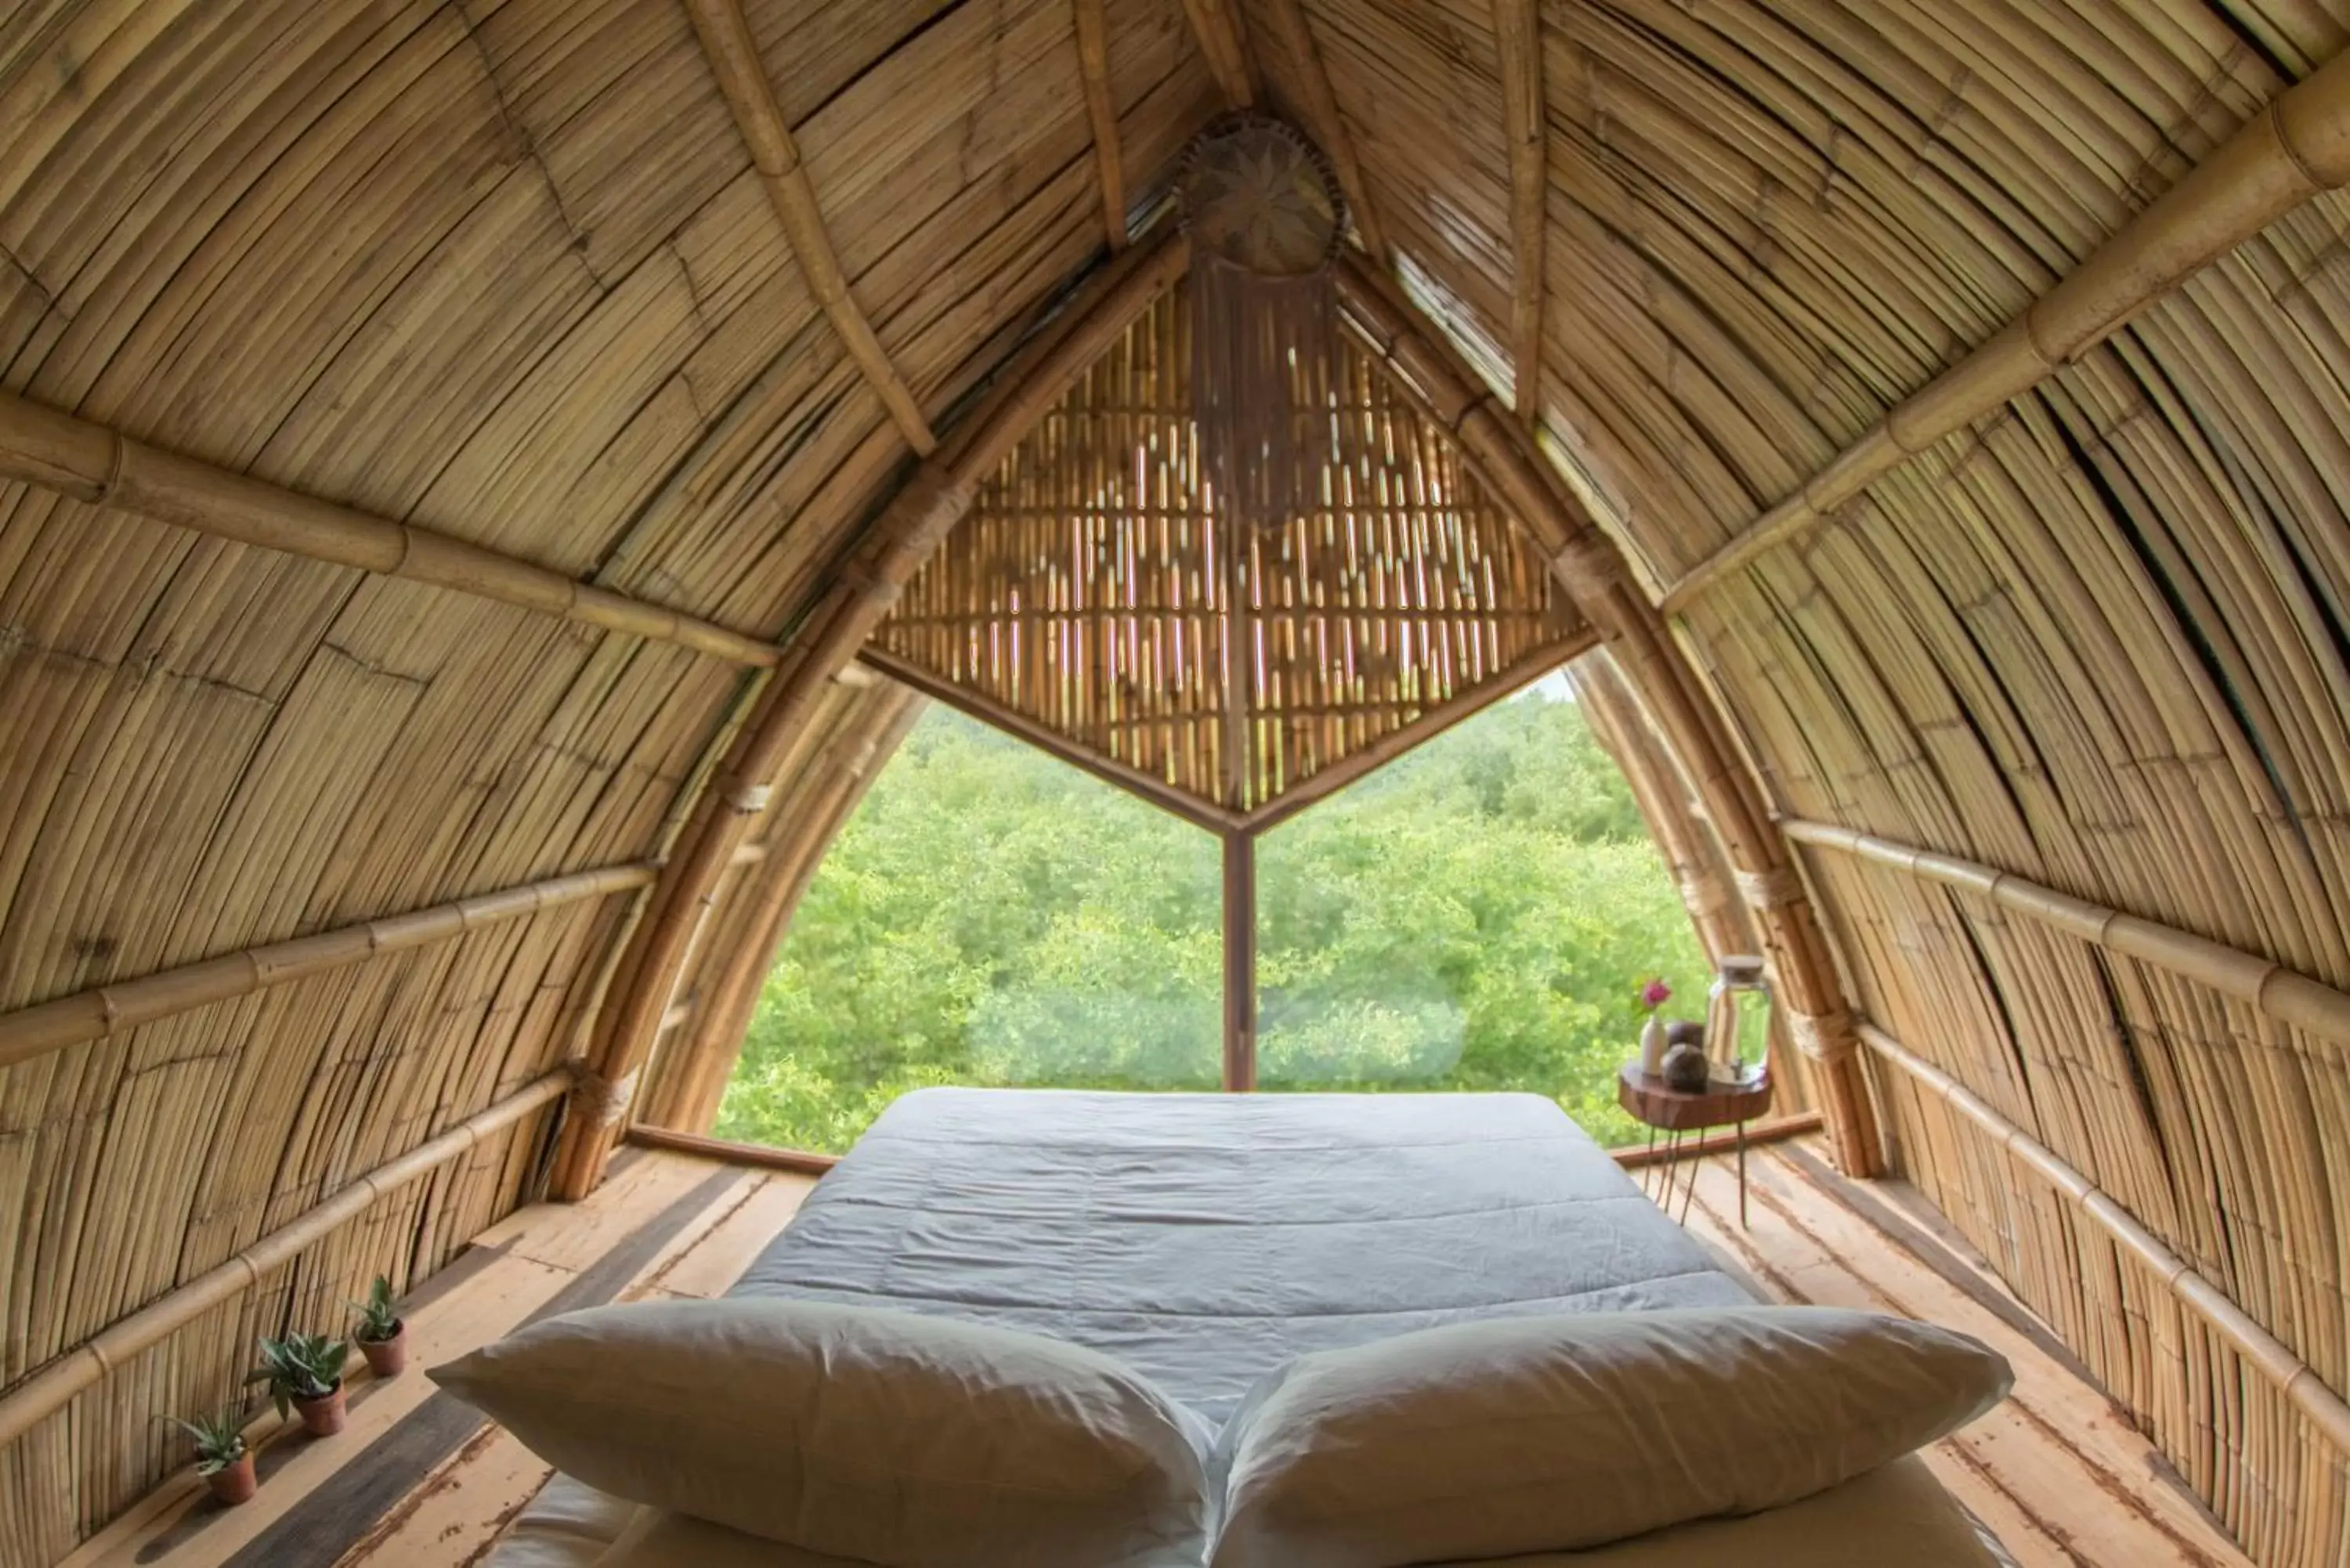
<box><xmin>728</xmin><ymin>1086</ymin><xmax>1752</xmax><ymax>1428</ymax></box>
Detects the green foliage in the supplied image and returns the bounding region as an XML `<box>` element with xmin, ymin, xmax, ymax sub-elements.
<box><xmin>350</xmin><ymin>1276</ymin><xmax>400</xmax><ymax>1343</ymax></box>
<box><xmin>718</xmin><ymin>685</ymin><xmax>1712</xmax><ymax>1154</ymax></box>
<box><xmin>245</xmin><ymin>1331</ymin><xmax>345</xmax><ymax>1419</ymax></box>
<box><xmin>162</xmin><ymin>1409</ymin><xmax>248</xmax><ymax>1476</ymax></box>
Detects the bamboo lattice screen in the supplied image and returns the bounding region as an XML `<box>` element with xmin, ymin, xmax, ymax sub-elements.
<box><xmin>869</xmin><ymin>281</ymin><xmax>1586</xmax><ymax>822</ymax></box>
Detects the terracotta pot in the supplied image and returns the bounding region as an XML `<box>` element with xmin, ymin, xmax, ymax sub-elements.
<box><xmin>294</xmin><ymin>1384</ymin><xmax>346</xmax><ymax>1438</ymax></box>
<box><xmin>360</xmin><ymin>1321</ymin><xmax>407</xmax><ymax>1378</ymax></box>
<box><xmin>206</xmin><ymin>1450</ymin><xmax>257</xmax><ymax>1506</ymax></box>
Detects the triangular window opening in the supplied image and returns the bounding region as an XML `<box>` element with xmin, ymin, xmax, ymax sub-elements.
<box><xmin>714</xmin><ymin>674</ymin><xmax>1713</xmax><ymax>1156</ymax></box>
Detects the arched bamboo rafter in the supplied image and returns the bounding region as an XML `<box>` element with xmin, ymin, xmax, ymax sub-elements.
<box><xmin>20</xmin><ymin>5</ymin><xmax>2350</xmax><ymax>1563</ymax></box>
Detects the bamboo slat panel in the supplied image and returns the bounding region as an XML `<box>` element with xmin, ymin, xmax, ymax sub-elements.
<box><xmin>0</xmin><ymin>3</ymin><xmax>1217</xmax><ymax>1562</ymax></box>
<box><xmin>12</xmin><ymin>1</ymin><xmax>2350</xmax><ymax>1564</ymax></box>
<box><xmin>871</xmin><ymin>278</ymin><xmax>1585</xmax><ymax>818</ymax></box>
<box><xmin>1277</xmin><ymin>4</ymin><xmax>2350</xmax><ymax>1559</ymax></box>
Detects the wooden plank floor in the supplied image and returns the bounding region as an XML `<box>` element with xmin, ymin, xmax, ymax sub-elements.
<box><xmin>1670</xmin><ymin>1139</ymin><xmax>2253</xmax><ymax>1568</ymax></box>
<box><xmin>71</xmin><ymin>1136</ymin><xmax>2254</xmax><ymax>1568</ymax></box>
<box><xmin>63</xmin><ymin>1149</ymin><xmax>818</xmax><ymax>1568</ymax></box>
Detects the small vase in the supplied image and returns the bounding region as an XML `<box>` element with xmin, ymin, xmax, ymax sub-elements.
<box><xmin>1638</xmin><ymin>1013</ymin><xmax>1668</xmax><ymax>1075</ymax></box>
<box><xmin>295</xmin><ymin>1385</ymin><xmax>346</xmax><ymax>1438</ymax></box>
<box><xmin>206</xmin><ymin>1451</ymin><xmax>257</xmax><ymax>1507</ymax></box>
<box><xmin>360</xmin><ymin>1322</ymin><xmax>407</xmax><ymax>1379</ymax></box>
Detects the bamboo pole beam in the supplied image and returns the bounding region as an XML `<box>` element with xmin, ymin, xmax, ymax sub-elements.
<box><xmin>645</xmin><ymin>689</ymin><xmax>927</xmax><ymax>1133</ymax></box>
<box><xmin>1256</xmin><ymin>0</ymin><xmax>1386</xmax><ymax>260</ymax></box>
<box><xmin>1179</xmin><ymin>0</ymin><xmax>1256</xmax><ymax>107</ymax></box>
<box><xmin>861</xmin><ymin>644</ymin><xmax>1242</xmax><ymax>833</ymax></box>
<box><xmin>1071</xmin><ymin>0</ymin><xmax>1127</xmax><ymax>251</ymax></box>
<box><xmin>0</xmin><ymin>1068</ymin><xmax>572</xmax><ymax>1448</ymax></box>
<box><xmin>550</xmin><ymin>230</ymin><xmax>1190</xmax><ymax>1200</ymax></box>
<box><xmin>1493</xmin><ymin>0</ymin><xmax>1546</xmax><ymax>427</ymax></box>
<box><xmin>1239</xmin><ymin>630</ymin><xmax>1597</xmax><ymax>833</ymax></box>
<box><xmin>624</xmin><ymin>1124</ymin><xmax>839</xmax><ymax>1176</ymax></box>
<box><xmin>1572</xmin><ymin>652</ymin><xmax>1752</xmax><ymax>970</ymax></box>
<box><xmin>1662</xmin><ymin>49</ymin><xmax>2350</xmax><ymax>612</ymax></box>
<box><xmin>1223</xmin><ymin>829</ymin><xmax>1257</xmax><ymax>1092</ymax></box>
<box><xmin>0</xmin><ymin>392</ymin><xmax>781</xmax><ymax>667</ymax></box>
<box><xmin>684</xmin><ymin>0</ymin><xmax>938</xmax><ymax>456</ymax></box>
<box><xmin>0</xmin><ymin>862</ymin><xmax>656</xmax><ymax>1072</ymax></box>
<box><xmin>1861</xmin><ymin>1022</ymin><xmax>2350</xmax><ymax>1455</ymax></box>
<box><xmin>1784</xmin><ymin>819</ymin><xmax>2350</xmax><ymax>1044</ymax></box>
<box><xmin>1331</xmin><ymin>253</ymin><xmax>1882</xmax><ymax>1177</ymax></box>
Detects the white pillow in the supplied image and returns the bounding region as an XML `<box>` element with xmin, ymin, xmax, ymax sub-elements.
<box><xmin>1209</xmin><ymin>1306</ymin><xmax>2011</xmax><ymax>1567</ymax></box>
<box><xmin>483</xmin><ymin>1476</ymin><xmax>640</xmax><ymax>1568</ymax></box>
<box><xmin>596</xmin><ymin>1508</ymin><xmax>874</xmax><ymax>1566</ymax></box>
<box><xmin>430</xmin><ymin>1299</ymin><xmax>1208</xmax><ymax>1568</ymax></box>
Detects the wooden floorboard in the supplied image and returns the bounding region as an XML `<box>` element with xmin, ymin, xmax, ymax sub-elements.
<box><xmin>80</xmin><ymin>1134</ymin><xmax>2254</xmax><ymax>1568</ymax></box>
<box><xmin>1680</xmin><ymin>1140</ymin><xmax>2254</xmax><ymax>1568</ymax></box>
<box><xmin>64</xmin><ymin>1153</ymin><xmax>816</xmax><ymax>1568</ymax></box>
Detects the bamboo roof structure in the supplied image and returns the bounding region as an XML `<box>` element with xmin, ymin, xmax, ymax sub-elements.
<box><xmin>5</xmin><ymin>2</ymin><xmax>2350</xmax><ymax>1564</ymax></box>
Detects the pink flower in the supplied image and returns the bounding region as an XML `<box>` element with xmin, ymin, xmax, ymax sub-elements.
<box><xmin>1640</xmin><ymin>977</ymin><xmax>1671</xmax><ymax>1010</ymax></box>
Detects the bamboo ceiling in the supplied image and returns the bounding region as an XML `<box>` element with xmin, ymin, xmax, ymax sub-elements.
<box><xmin>4</xmin><ymin>2</ymin><xmax>2350</xmax><ymax>1566</ymax></box>
<box><xmin>867</xmin><ymin>280</ymin><xmax>1587</xmax><ymax>824</ymax></box>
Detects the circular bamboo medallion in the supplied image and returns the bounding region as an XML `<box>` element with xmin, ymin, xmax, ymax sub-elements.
<box><xmin>1178</xmin><ymin>114</ymin><xmax>1346</xmax><ymax>276</ymax></box>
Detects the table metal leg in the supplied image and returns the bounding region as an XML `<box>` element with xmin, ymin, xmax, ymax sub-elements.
<box><xmin>1737</xmin><ymin>1118</ymin><xmax>1748</xmax><ymax>1230</ymax></box>
<box><xmin>1676</xmin><ymin>1132</ymin><xmax>1699</xmax><ymax>1227</ymax></box>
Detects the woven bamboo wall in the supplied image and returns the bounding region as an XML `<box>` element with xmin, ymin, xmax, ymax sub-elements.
<box><xmin>873</xmin><ymin>280</ymin><xmax>1584</xmax><ymax>818</ymax></box>
<box><xmin>6</xmin><ymin>1</ymin><xmax>2350</xmax><ymax>1564</ymax></box>
<box><xmin>0</xmin><ymin>2</ymin><xmax>1217</xmax><ymax>1558</ymax></box>
<box><xmin>1246</xmin><ymin>2</ymin><xmax>2350</xmax><ymax>1559</ymax></box>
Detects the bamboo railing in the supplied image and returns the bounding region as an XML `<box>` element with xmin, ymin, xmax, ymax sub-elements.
<box><xmin>0</xmin><ymin>863</ymin><xmax>656</xmax><ymax>1070</ymax></box>
<box><xmin>1330</xmin><ymin>255</ymin><xmax>1882</xmax><ymax>1176</ymax></box>
<box><xmin>1862</xmin><ymin>1024</ymin><xmax>2350</xmax><ymax>1454</ymax></box>
<box><xmin>1782</xmin><ymin>820</ymin><xmax>2350</xmax><ymax>1043</ymax></box>
<box><xmin>1662</xmin><ymin>46</ymin><xmax>2350</xmax><ymax>609</ymax></box>
<box><xmin>550</xmin><ymin>230</ymin><xmax>1194</xmax><ymax>1200</ymax></box>
<box><xmin>0</xmin><ymin>393</ymin><xmax>780</xmax><ymax>666</ymax></box>
<box><xmin>0</xmin><ymin>1068</ymin><xmax>571</xmax><ymax>1447</ymax></box>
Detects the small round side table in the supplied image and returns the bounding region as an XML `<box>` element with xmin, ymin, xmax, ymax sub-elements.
<box><xmin>1618</xmin><ymin>1062</ymin><xmax>1773</xmax><ymax>1228</ymax></box>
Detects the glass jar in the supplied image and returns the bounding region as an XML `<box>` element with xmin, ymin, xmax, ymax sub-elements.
<box><xmin>1705</xmin><ymin>956</ymin><xmax>1773</xmax><ymax>1086</ymax></box>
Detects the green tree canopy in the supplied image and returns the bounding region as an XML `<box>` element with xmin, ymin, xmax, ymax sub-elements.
<box><xmin>718</xmin><ymin>683</ymin><xmax>1712</xmax><ymax>1153</ymax></box>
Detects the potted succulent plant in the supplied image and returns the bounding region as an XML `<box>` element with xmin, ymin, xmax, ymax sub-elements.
<box><xmin>164</xmin><ymin>1409</ymin><xmax>255</xmax><ymax>1505</ymax></box>
<box><xmin>248</xmin><ymin>1331</ymin><xmax>349</xmax><ymax>1437</ymax></box>
<box><xmin>351</xmin><ymin>1276</ymin><xmax>407</xmax><ymax>1378</ymax></box>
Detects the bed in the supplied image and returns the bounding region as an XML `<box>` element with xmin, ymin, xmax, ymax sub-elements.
<box><xmin>491</xmin><ymin>1088</ymin><xmax>2012</xmax><ymax>1565</ymax></box>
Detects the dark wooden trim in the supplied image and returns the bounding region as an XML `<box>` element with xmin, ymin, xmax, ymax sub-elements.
<box><xmin>1222</xmin><ymin>829</ymin><xmax>1256</xmax><ymax>1091</ymax></box>
<box><xmin>857</xmin><ymin>646</ymin><xmax>1242</xmax><ymax>833</ymax></box>
<box><xmin>1611</xmin><ymin>1112</ymin><xmax>1820</xmax><ymax>1169</ymax></box>
<box><xmin>624</xmin><ymin>1123</ymin><xmax>840</xmax><ymax>1175</ymax></box>
<box><xmin>1240</xmin><ymin>632</ymin><xmax>1598</xmax><ymax>833</ymax></box>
